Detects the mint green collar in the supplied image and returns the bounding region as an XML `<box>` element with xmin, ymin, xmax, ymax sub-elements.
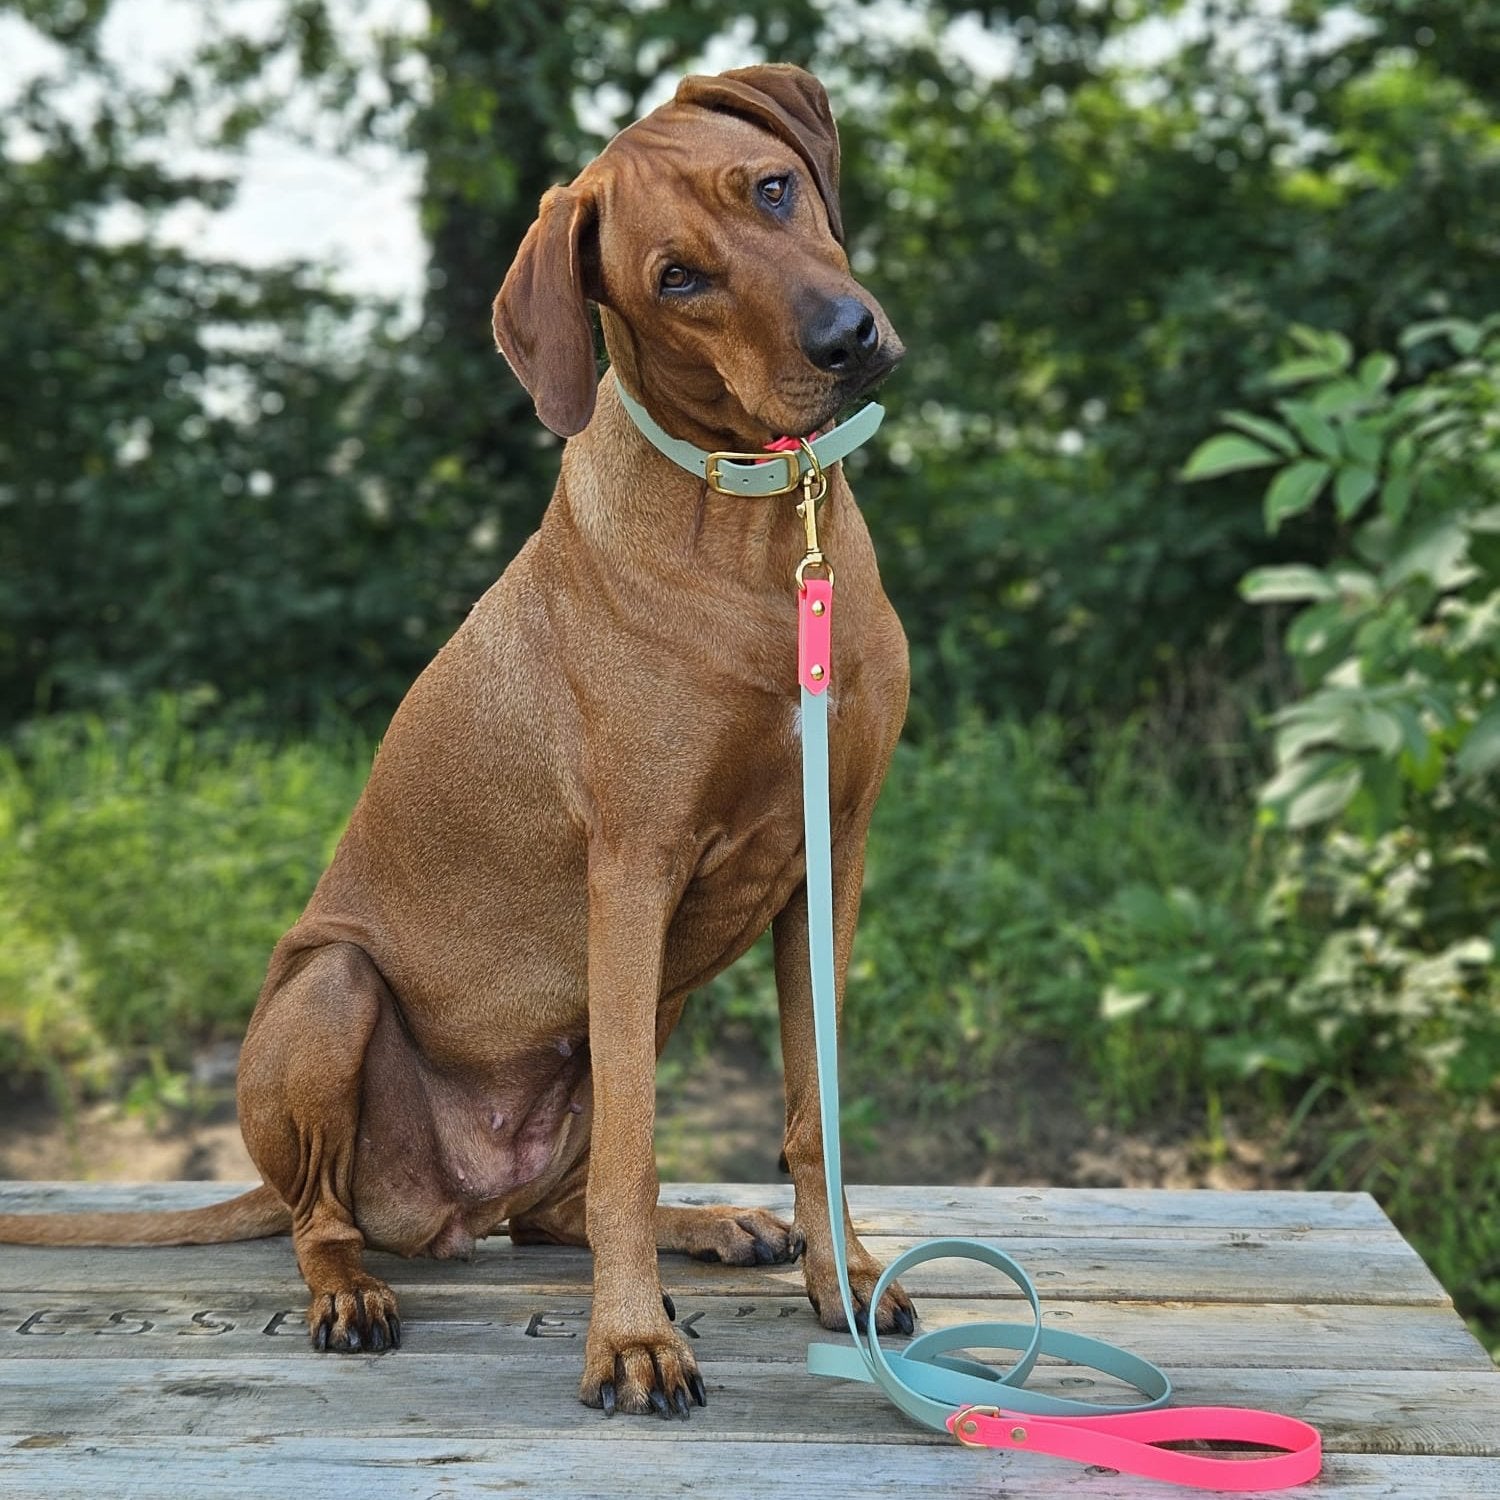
<box><xmin>614</xmin><ymin>380</ymin><xmax>885</xmax><ymax>497</ymax></box>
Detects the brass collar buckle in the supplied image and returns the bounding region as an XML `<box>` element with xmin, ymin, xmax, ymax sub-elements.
<box><xmin>704</xmin><ymin>448</ymin><xmax>801</xmax><ymax>496</ymax></box>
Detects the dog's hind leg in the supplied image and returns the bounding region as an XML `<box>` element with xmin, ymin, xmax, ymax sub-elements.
<box><xmin>654</xmin><ymin>1203</ymin><xmax>803</xmax><ymax>1266</ymax></box>
<box><xmin>238</xmin><ymin>940</ymin><xmax>401</xmax><ymax>1353</ymax></box>
<box><xmin>512</xmin><ymin>1157</ymin><xmax>800</xmax><ymax>1265</ymax></box>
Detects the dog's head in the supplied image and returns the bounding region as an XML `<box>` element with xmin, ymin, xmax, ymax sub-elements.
<box><xmin>493</xmin><ymin>64</ymin><xmax>903</xmax><ymax>446</ymax></box>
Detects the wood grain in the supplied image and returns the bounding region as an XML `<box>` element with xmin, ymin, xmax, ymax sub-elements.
<box><xmin>0</xmin><ymin>1228</ymin><xmax>1447</xmax><ymax>1305</ymax></box>
<box><xmin>1</xmin><ymin>1180</ymin><xmax>1394</xmax><ymax>1233</ymax></box>
<box><xmin>1</xmin><ymin>1180</ymin><xmax>1495</xmax><ymax>1497</ymax></box>
<box><xmin>2</xmin><ymin>1438</ymin><xmax>1498</xmax><ymax>1500</ymax></box>
<box><xmin>1</xmin><ymin>1354</ymin><xmax>1497</xmax><ymax>1452</ymax></box>
<box><xmin>1</xmin><ymin>1291</ymin><xmax>1490</xmax><ymax>1370</ymax></box>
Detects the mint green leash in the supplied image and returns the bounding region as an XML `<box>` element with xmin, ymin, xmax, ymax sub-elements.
<box><xmin>609</xmin><ymin>377</ymin><xmax>1176</xmax><ymax>1415</ymax></box>
<box><xmin>797</xmin><ymin>675</ymin><xmax>1175</xmax><ymax>1426</ymax></box>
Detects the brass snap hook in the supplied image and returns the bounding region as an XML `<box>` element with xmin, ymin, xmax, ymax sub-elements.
<box><xmin>794</xmin><ymin>439</ymin><xmax>832</xmax><ymax>590</ymax></box>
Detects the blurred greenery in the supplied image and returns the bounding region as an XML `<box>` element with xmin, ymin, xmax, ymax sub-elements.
<box><xmin>0</xmin><ymin>0</ymin><xmax>1496</xmax><ymax>1351</ymax></box>
<box><xmin>0</xmin><ymin>693</ymin><xmax>370</xmax><ymax>1091</ymax></box>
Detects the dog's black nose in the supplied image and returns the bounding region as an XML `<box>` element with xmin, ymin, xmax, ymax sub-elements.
<box><xmin>800</xmin><ymin>295</ymin><xmax>879</xmax><ymax>374</ymax></box>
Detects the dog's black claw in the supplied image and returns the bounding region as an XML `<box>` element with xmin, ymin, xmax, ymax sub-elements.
<box><xmin>689</xmin><ymin>1372</ymin><xmax>707</xmax><ymax>1407</ymax></box>
<box><xmin>312</xmin><ymin>1321</ymin><xmax>329</xmax><ymax>1352</ymax></box>
<box><xmin>692</xmin><ymin>1248</ymin><xmax>722</xmax><ymax>1264</ymax></box>
<box><xmin>648</xmin><ymin>1388</ymin><xmax>670</xmax><ymax>1417</ymax></box>
<box><xmin>777</xmin><ymin>1151</ymin><xmax>790</xmax><ymax>1174</ymax></box>
<box><xmin>894</xmin><ymin>1305</ymin><xmax>915</xmax><ymax>1337</ymax></box>
<box><xmin>358</xmin><ymin>1294</ymin><xmax>382</xmax><ymax>1352</ymax></box>
<box><xmin>788</xmin><ymin>1229</ymin><xmax>807</xmax><ymax>1262</ymax></box>
<box><xmin>343</xmin><ymin>1324</ymin><xmax>362</xmax><ymax>1352</ymax></box>
<box><xmin>672</xmin><ymin>1386</ymin><xmax>691</xmax><ymax>1418</ymax></box>
<box><xmin>854</xmin><ymin>1306</ymin><xmax>869</xmax><ymax>1335</ymax></box>
<box><xmin>662</xmin><ymin>1292</ymin><xmax>676</xmax><ymax>1322</ymax></box>
<box><xmin>600</xmin><ymin>1381</ymin><xmax>617</xmax><ymax>1418</ymax></box>
<box><xmin>389</xmin><ymin>1314</ymin><xmax>402</xmax><ymax>1349</ymax></box>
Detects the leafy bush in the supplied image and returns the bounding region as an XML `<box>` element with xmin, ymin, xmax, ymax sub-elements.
<box><xmin>0</xmin><ymin>694</ymin><xmax>369</xmax><ymax>1097</ymax></box>
<box><xmin>1183</xmin><ymin>318</ymin><xmax>1500</xmax><ymax>1102</ymax></box>
<box><xmin>1189</xmin><ymin>318</ymin><xmax>1500</xmax><ymax>833</ymax></box>
<box><xmin>1180</xmin><ymin>319</ymin><xmax>1500</xmax><ymax>1354</ymax></box>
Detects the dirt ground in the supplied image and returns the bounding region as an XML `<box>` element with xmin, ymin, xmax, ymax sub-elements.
<box><xmin>0</xmin><ymin>1030</ymin><xmax>1293</xmax><ymax>1193</ymax></box>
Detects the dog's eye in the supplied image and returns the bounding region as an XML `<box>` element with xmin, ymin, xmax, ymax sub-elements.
<box><xmin>758</xmin><ymin>176</ymin><xmax>789</xmax><ymax>208</ymax></box>
<box><xmin>659</xmin><ymin>265</ymin><xmax>696</xmax><ymax>294</ymax></box>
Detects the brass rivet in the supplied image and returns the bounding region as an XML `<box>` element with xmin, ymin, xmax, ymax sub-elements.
<box><xmin>811</xmin><ymin>600</ymin><xmax>825</xmax><ymax>616</ymax></box>
<box><xmin>810</xmin><ymin>664</ymin><xmax>824</xmax><ymax>680</ymax></box>
<box><xmin>1010</xmin><ymin>1426</ymin><xmax>1028</xmax><ymax>1443</ymax></box>
<box><xmin>960</xmin><ymin>1420</ymin><xmax>978</xmax><ymax>1437</ymax></box>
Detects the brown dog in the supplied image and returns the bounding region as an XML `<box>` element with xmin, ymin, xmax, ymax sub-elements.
<box><xmin>0</xmin><ymin>64</ymin><xmax>912</xmax><ymax>1418</ymax></box>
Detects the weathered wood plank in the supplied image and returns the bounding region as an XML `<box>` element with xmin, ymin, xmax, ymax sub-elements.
<box><xmin>0</xmin><ymin>1228</ymin><xmax>1446</xmax><ymax>1305</ymax></box>
<box><xmin>2</xmin><ymin>1439</ymin><xmax>1496</xmax><ymax>1500</ymax></box>
<box><xmin>1</xmin><ymin>1291</ymin><xmax>1489</xmax><ymax>1371</ymax></box>
<box><xmin>667</xmin><ymin>1183</ymin><xmax>1394</xmax><ymax>1237</ymax></box>
<box><xmin>2</xmin><ymin>1356</ymin><xmax>1496</xmax><ymax>1455</ymax></box>
<box><xmin>5</xmin><ymin>1181</ymin><xmax>1490</xmax><ymax>1494</ymax></box>
<box><xmin>0</xmin><ymin>1180</ymin><xmax>1393</xmax><ymax>1235</ymax></box>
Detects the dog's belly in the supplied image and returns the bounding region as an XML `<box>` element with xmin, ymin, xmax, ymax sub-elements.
<box><xmin>351</xmin><ymin>997</ymin><xmax>592</xmax><ymax>1257</ymax></box>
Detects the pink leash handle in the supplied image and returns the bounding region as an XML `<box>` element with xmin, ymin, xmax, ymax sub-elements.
<box><xmin>948</xmin><ymin>1403</ymin><xmax>1323</xmax><ymax>1491</ymax></box>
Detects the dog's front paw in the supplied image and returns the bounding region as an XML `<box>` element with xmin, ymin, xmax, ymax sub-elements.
<box><xmin>306</xmin><ymin>1274</ymin><xmax>401</xmax><ymax>1353</ymax></box>
<box><xmin>803</xmin><ymin>1241</ymin><xmax>915</xmax><ymax>1337</ymax></box>
<box><xmin>580</xmin><ymin>1319</ymin><xmax>705</xmax><ymax>1418</ymax></box>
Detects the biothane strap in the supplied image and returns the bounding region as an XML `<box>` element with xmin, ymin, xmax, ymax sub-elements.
<box><xmin>793</xmin><ymin>577</ymin><xmax>1322</xmax><ymax>1491</ymax></box>
<box><xmin>614</xmin><ymin>380</ymin><xmax>885</xmax><ymax>495</ymax></box>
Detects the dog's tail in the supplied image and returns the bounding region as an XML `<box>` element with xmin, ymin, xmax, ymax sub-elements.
<box><xmin>0</xmin><ymin>1183</ymin><xmax>291</xmax><ymax>1246</ymax></box>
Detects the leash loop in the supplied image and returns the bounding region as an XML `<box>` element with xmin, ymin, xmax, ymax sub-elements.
<box><xmin>794</xmin><ymin>579</ymin><xmax>1321</xmax><ymax>1490</ymax></box>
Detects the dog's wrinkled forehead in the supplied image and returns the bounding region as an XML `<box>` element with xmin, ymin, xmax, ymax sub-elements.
<box><xmin>592</xmin><ymin>67</ymin><xmax>844</xmax><ymax>247</ymax></box>
<box><xmin>592</xmin><ymin>111</ymin><xmax>820</xmax><ymax>243</ymax></box>
<box><xmin>599</xmin><ymin>110</ymin><xmax>773</xmax><ymax>194</ymax></box>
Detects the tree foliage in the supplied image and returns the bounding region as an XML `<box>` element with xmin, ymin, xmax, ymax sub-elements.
<box><xmin>2</xmin><ymin>0</ymin><xmax>1499</xmax><ymax>733</ymax></box>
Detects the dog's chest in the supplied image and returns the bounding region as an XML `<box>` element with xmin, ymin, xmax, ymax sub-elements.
<box><xmin>662</xmin><ymin>652</ymin><xmax>894</xmax><ymax>990</ymax></box>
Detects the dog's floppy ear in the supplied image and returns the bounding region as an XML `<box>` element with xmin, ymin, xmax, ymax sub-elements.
<box><xmin>492</xmin><ymin>184</ymin><xmax>601</xmax><ymax>437</ymax></box>
<box><xmin>675</xmin><ymin>64</ymin><xmax>844</xmax><ymax>244</ymax></box>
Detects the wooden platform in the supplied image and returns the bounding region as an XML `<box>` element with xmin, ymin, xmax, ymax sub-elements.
<box><xmin>1</xmin><ymin>1181</ymin><xmax>1497</xmax><ymax>1496</ymax></box>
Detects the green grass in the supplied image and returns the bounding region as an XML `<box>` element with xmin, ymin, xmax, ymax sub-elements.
<box><xmin>0</xmin><ymin>695</ymin><xmax>370</xmax><ymax>1094</ymax></box>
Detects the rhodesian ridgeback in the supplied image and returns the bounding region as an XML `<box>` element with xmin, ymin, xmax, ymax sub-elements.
<box><xmin>0</xmin><ymin>63</ymin><xmax>913</xmax><ymax>1418</ymax></box>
